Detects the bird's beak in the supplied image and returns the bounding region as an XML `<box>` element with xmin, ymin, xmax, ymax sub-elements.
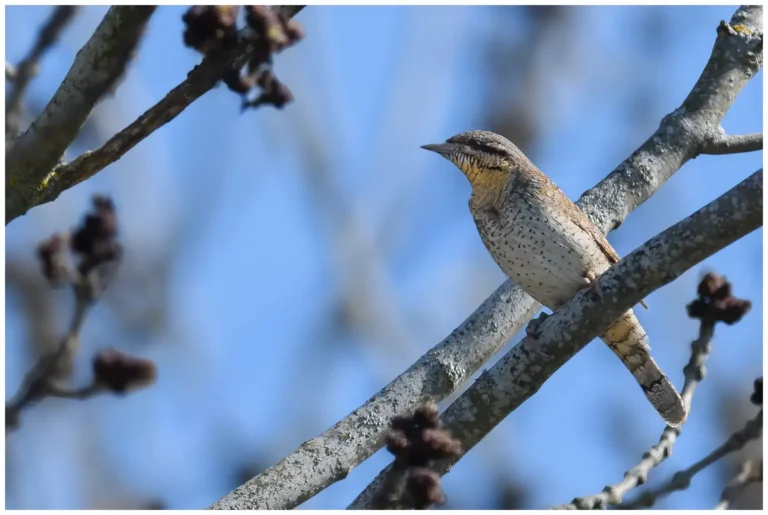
<box><xmin>420</xmin><ymin>143</ymin><xmax>456</xmax><ymax>157</ymax></box>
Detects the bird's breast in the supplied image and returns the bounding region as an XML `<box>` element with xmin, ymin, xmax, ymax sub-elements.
<box><xmin>472</xmin><ymin>198</ymin><xmax>607</xmax><ymax>309</ymax></box>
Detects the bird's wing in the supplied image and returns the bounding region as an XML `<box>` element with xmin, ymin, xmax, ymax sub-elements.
<box><xmin>541</xmin><ymin>174</ymin><xmax>649</xmax><ymax>310</ymax></box>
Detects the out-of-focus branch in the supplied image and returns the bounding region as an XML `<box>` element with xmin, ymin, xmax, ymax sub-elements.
<box><xmin>715</xmin><ymin>459</ymin><xmax>763</xmax><ymax>510</ymax></box>
<box><xmin>6</xmin><ymin>291</ymin><xmax>95</xmax><ymax>429</ymax></box>
<box><xmin>700</xmin><ymin>132</ymin><xmax>763</xmax><ymax>155</ymax></box>
<box><xmin>5</xmin><ymin>6</ymin><xmax>78</xmax><ymax>141</ymax></box>
<box><xmin>349</xmin><ymin>170</ymin><xmax>762</xmax><ymax>509</ymax></box>
<box><xmin>5</xmin><ymin>197</ymin><xmax>155</xmax><ymax>430</ymax></box>
<box><xmin>6</xmin><ymin>6</ymin><xmax>304</xmax><ymax>225</ymax></box>
<box><xmin>6</xmin><ymin>61</ymin><xmax>18</xmax><ymax>82</ymax></box>
<box><xmin>620</xmin><ymin>410</ymin><xmax>762</xmax><ymax>509</ymax></box>
<box><xmin>6</xmin><ymin>6</ymin><xmax>156</xmax><ymax>223</ymax></box>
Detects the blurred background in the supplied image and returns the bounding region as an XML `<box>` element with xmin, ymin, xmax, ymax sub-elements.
<box><xmin>4</xmin><ymin>5</ymin><xmax>762</xmax><ymax>510</ymax></box>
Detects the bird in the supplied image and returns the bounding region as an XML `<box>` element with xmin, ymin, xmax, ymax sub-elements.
<box><xmin>421</xmin><ymin>130</ymin><xmax>686</xmax><ymax>427</ymax></box>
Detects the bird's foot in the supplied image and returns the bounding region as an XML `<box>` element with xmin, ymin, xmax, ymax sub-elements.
<box><xmin>525</xmin><ymin>312</ymin><xmax>551</xmax><ymax>340</ymax></box>
<box><xmin>584</xmin><ymin>269</ymin><xmax>604</xmax><ymax>300</ymax></box>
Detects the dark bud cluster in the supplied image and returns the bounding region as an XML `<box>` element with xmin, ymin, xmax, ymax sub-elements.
<box><xmin>181</xmin><ymin>5</ymin><xmax>304</xmax><ymax>111</ymax></box>
<box><xmin>36</xmin><ymin>195</ymin><xmax>123</xmax><ymax>296</ymax></box>
<box><xmin>182</xmin><ymin>6</ymin><xmax>240</xmax><ymax>55</ymax></box>
<box><xmin>686</xmin><ymin>272</ymin><xmax>751</xmax><ymax>325</ymax></box>
<box><xmin>245</xmin><ymin>6</ymin><xmax>305</xmax><ymax>54</ymax></box>
<box><xmin>71</xmin><ymin>195</ymin><xmax>122</xmax><ymax>277</ymax></box>
<box><xmin>407</xmin><ymin>467</ymin><xmax>445</xmax><ymax>509</ymax></box>
<box><xmin>241</xmin><ymin>69</ymin><xmax>293</xmax><ymax>110</ymax></box>
<box><xmin>93</xmin><ymin>348</ymin><xmax>157</xmax><ymax>394</ymax></box>
<box><xmin>384</xmin><ymin>402</ymin><xmax>462</xmax><ymax>509</ymax></box>
<box><xmin>239</xmin><ymin>6</ymin><xmax>302</xmax><ymax>110</ymax></box>
<box><xmin>37</xmin><ymin>233</ymin><xmax>70</xmax><ymax>287</ymax></box>
<box><xmin>751</xmin><ymin>377</ymin><xmax>762</xmax><ymax>406</ymax></box>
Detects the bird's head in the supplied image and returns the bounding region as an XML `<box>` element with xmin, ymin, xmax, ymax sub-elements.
<box><xmin>421</xmin><ymin>130</ymin><xmax>528</xmax><ymax>191</ymax></box>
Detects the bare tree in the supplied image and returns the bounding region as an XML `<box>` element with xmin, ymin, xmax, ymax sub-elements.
<box><xmin>5</xmin><ymin>4</ymin><xmax>762</xmax><ymax>510</ymax></box>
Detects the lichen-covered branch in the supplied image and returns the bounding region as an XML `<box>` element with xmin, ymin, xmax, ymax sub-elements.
<box><xmin>349</xmin><ymin>169</ymin><xmax>762</xmax><ymax>509</ymax></box>
<box><xmin>5</xmin><ymin>6</ymin><xmax>304</xmax><ymax>225</ymax></box>
<box><xmin>5</xmin><ymin>6</ymin><xmax>78</xmax><ymax>141</ymax></box>
<box><xmin>577</xmin><ymin>6</ymin><xmax>762</xmax><ymax>234</ymax></box>
<box><xmin>208</xmin><ymin>284</ymin><xmax>539</xmax><ymax>510</ymax></box>
<box><xmin>211</xmin><ymin>7</ymin><xmax>762</xmax><ymax>510</ymax></box>
<box><xmin>701</xmin><ymin>132</ymin><xmax>763</xmax><ymax>155</ymax></box>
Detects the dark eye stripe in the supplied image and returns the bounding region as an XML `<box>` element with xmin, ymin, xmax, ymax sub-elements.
<box><xmin>470</xmin><ymin>142</ymin><xmax>508</xmax><ymax>158</ymax></box>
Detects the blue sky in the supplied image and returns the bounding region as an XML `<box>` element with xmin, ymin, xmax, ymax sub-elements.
<box><xmin>5</xmin><ymin>5</ymin><xmax>763</xmax><ymax>509</ymax></box>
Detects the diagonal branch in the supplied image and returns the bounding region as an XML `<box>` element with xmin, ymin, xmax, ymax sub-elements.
<box><xmin>5</xmin><ymin>6</ymin><xmax>78</xmax><ymax>141</ymax></box>
<box><xmin>556</xmin><ymin>292</ymin><xmax>736</xmax><ymax>510</ymax></box>
<box><xmin>210</xmin><ymin>7</ymin><xmax>762</xmax><ymax>510</ymax></box>
<box><xmin>208</xmin><ymin>284</ymin><xmax>540</xmax><ymax>510</ymax></box>
<box><xmin>576</xmin><ymin>6</ymin><xmax>762</xmax><ymax>234</ymax></box>
<box><xmin>349</xmin><ymin>169</ymin><xmax>762</xmax><ymax>509</ymax></box>
<box><xmin>5</xmin><ymin>6</ymin><xmax>304</xmax><ymax>225</ymax></box>
<box><xmin>700</xmin><ymin>132</ymin><xmax>763</xmax><ymax>155</ymax></box>
<box><xmin>6</xmin><ymin>6</ymin><xmax>156</xmax><ymax>223</ymax></box>
<box><xmin>619</xmin><ymin>410</ymin><xmax>763</xmax><ymax>509</ymax></box>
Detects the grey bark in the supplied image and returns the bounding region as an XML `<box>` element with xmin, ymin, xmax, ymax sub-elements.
<box><xmin>5</xmin><ymin>6</ymin><xmax>304</xmax><ymax>224</ymax></box>
<box><xmin>701</xmin><ymin>132</ymin><xmax>763</xmax><ymax>155</ymax></box>
<box><xmin>6</xmin><ymin>6</ymin><xmax>156</xmax><ymax>223</ymax></box>
<box><xmin>212</xmin><ymin>6</ymin><xmax>762</xmax><ymax>510</ymax></box>
<box><xmin>350</xmin><ymin>169</ymin><xmax>763</xmax><ymax>509</ymax></box>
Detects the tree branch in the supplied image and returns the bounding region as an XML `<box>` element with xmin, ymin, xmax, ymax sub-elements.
<box><xmin>5</xmin><ymin>6</ymin><xmax>305</xmax><ymax>225</ymax></box>
<box><xmin>350</xmin><ymin>169</ymin><xmax>762</xmax><ymax>508</ymax></box>
<box><xmin>556</xmin><ymin>277</ymin><xmax>747</xmax><ymax>509</ymax></box>
<box><xmin>619</xmin><ymin>410</ymin><xmax>763</xmax><ymax>509</ymax></box>
<box><xmin>577</xmin><ymin>6</ymin><xmax>762</xmax><ymax>234</ymax></box>
<box><xmin>210</xmin><ymin>7</ymin><xmax>762</xmax><ymax>509</ymax></box>
<box><xmin>208</xmin><ymin>284</ymin><xmax>539</xmax><ymax>510</ymax></box>
<box><xmin>700</xmin><ymin>132</ymin><xmax>763</xmax><ymax>155</ymax></box>
<box><xmin>5</xmin><ymin>196</ymin><xmax>155</xmax><ymax>429</ymax></box>
<box><xmin>715</xmin><ymin>459</ymin><xmax>763</xmax><ymax>510</ymax></box>
<box><xmin>5</xmin><ymin>6</ymin><xmax>78</xmax><ymax>141</ymax></box>
<box><xmin>6</xmin><ymin>6</ymin><xmax>156</xmax><ymax>224</ymax></box>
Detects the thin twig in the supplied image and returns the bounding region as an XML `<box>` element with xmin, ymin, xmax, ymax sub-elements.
<box><xmin>6</xmin><ymin>291</ymin><xmax>95</xmax><ymax>429</ymax></box>
<box><xmin>622</xmin><ymin>411</ymin><xmax>763</xmax><ymax>509</ymax></box>
<box><xmin>46</xmin><ymin>381</ymin><xmax>105</xmax><ymax>400</ymax></box>
<box><xmin>7</xmin><ymin>6</ymin><xmax>304</xmax><ymax>224</ymax></box>
<box><xmin>5</xmin><ymin>6</ymin><xmax>78</xmax><ymax>140</ymax></box>
<box><xmin>6</xmin><ymin>196</ymin><xmax>132</xmax><ymax>429</ymax></box>
<box><xmin>701</xmin><ymin>132</ymin><xmax>763</xmax><ymax>155</ymax></box>
<box><xmin>553</xmin><ymin>272</ymin><xmax>755</xmax><ymax>510</ymax></box>
<box><xmin>6</xmin><ymin>6</ymin><xmax>156</xmax><ymax>223</ymax></box>
<box><xmin>551</xmin><ymin>323</ymin><xmax>716</xmax><ymax>509</ymax></box>
<box><xmin>715</xmin><ymin>459</ymin><xmax>763</xmax><ymax>510</ymax></box>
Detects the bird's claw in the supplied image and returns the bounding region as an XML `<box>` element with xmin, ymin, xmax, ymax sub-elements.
<box><xmin>584</xmin><ymin>269</ymin><xmax>604</xmax><ymax>300</ymax></box>
<box><xmin>526</xmin><ymin>312</ymin><xmax>550</xmax><ymax>340</ymax></box>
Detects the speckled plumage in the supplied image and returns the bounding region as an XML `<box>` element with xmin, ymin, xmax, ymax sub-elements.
<box><xmin>422</xmin><ymin>130</ymin><xmax>686</xmax><ymax>427</ymax></box>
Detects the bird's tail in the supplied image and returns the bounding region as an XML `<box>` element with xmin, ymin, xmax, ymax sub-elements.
<box><xmin>600</xmin><ymin>310</ymin><xmax>687</xmax><ymax>427</ymax></box>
